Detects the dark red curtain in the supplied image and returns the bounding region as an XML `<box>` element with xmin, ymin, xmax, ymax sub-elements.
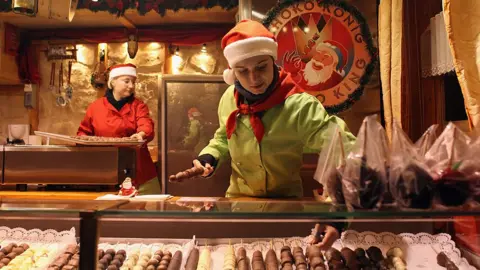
<box><xmin>25</xmin><ymin>24</ymin><xmax>233</xmax><ymax>46</ymax></box>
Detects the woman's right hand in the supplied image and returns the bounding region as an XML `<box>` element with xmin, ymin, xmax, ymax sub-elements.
<box><xmin>168</xmin><ymin>159</ymin><xmax>214</xmax><ymax>182</ymax></box>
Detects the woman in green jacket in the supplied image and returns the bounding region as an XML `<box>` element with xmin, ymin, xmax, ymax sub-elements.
<box><xmin>171</xmin><ymin>20</ymin><xmax>356</xmax><ymax>249</ymax></box>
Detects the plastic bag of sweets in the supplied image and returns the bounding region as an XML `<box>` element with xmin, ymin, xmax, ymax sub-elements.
<box><xmin>425</xmin><ymin>123</ymin><xmax>473</xmax><ymax>207</ymax></box>
<box><xmin>342</xmin><ymin>115</ymin><xmax>389</xmax><ymax>210</ymax></box>
<box><xmin>389</xmin><ymin>120</ymin><xmax>434</xmax><ymax>209</ymax></box>
<box><xmin>314</xmin><ymin>122</ymin><xmax>354</xmax><ymax>205</ymax></box>
<box><xmin>457</xmin><ymin>137</ymin><xmax>480</xmax><ymax>203</ymax></box>
<box><xmin>415</xmin><ymin>124</ymin><xmax>439</xmax><ymax>157</ymax></box>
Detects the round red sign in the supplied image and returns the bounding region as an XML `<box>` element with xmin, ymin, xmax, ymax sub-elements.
<box><xmin>264</xmin><ymin>0</ymin><xmax>377</xmax><ymax>114</ymax></box>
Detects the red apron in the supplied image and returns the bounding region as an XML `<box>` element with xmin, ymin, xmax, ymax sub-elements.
<box><xmin>77</xmin><ymin>97</ymin><xmax>157</xmax><ymax>187</ymax></box>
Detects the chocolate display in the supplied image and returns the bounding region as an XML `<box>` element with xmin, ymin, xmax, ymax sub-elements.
<box><xmin>236</xmin><ymin>247</ymin><xmax>249</xmax><ymax>270</ymax></box>
<box><xmin>280</xmin><ymin>246</ymin><xmax>294</xmax><ymax>270</ymax></box>
<box><xmin>306</xmin><ymin>245</ymin><xmax>325</xmax><ymax>270</ymax></box>
<box><xmin>354</xmin><ymin>248</ymin><xmax>371</xmax><ymax>268</ymax></box>
<box><xmin>325</xmin><ymin>247</ymin><xmax>346</xmax><ymax>270</ymax></box>
<box><xmin>437</xmin><ymin>252</ymin><xmax>459</xmax><ymax>270</ymax></box>
<box><xmin>196</xmin><ymin>248</ymin><xmax>210</xmax><ymax>270</ymax></box>
<box><xmin>72</xmin><ymin>135</ymin><xmax>140</xmax><ymax>142</ymax></box>
<box><xmin>435</xmin><ymin>168</ymin><xmax>472</xmax><ymax>206</ymax></box>
<box><xmin>392</xmin><ymin>162</ymin><xmax>434</xmax><ymax>209</ymax></box>
<box><xmin>265</xmin><ymin>249</ymin><xmax>278</xmax><ymax>270</ymax></box>
<box><xmin>167</xmin><ymin>251</ymin><xmax>182</xmax><ymax>270</ymax></box>
<box><xmin>223</xmin><ymin>245</ymin><xmax>236</xmax><ymax>270</ymax></box>
<box><xmin>341</xmin><ymin>247</ymin><xmax>360</xmax><ymax>270</ymax></box>
<box><xmin>185</xmin><ymin>248</ymin><xmax>199</xmax><ymax>270</ymax></box>
<box><xmin>366</xmin><ymin>246</ymin><xmax>384</xmax><ymax>263</ymax></box>
<box><xmin>326</xmin><ymin>166</ymin><xmax>345</xmax><ymax>204</ymax></box>
<box><xmin>252</xmin><ymin>250</ymin><xmax>265</xmax><ymax>270</ymax></box>
<box><xmin>292</xmin><ymin>247</ymin><xmax>307</xmax><ymax>270</ymax></box>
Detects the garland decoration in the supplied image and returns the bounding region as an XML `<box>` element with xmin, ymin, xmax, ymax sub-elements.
<box><xmin>0</xmin><ymin>1</ymin><xmax>238</xmax><ymax>16</ymax></box>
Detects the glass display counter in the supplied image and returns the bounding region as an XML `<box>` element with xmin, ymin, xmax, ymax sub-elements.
<box><xmin>0</xmin><ymin>198</ymin><xmax>478</xmax><ymax>269</ymax></box>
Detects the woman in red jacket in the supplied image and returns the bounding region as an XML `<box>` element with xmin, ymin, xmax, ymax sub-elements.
<box><xmin>77</xmin><ymin>63</ymin><xmax>160</xmax><ymax>194</ymax></box>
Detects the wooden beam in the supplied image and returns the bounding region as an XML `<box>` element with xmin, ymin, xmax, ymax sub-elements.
<box><xmin>118</xmin><ymin>15</ymin><xmax>136</xmax><ymax>30</ymax></box>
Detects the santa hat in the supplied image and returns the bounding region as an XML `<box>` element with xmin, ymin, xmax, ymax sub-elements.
<box><xmin>222</xmin><ymin>20</ymin><xmax>278</xmax><ymax>85</ymax></box>
<box><xmin>108</xmin><ymin>63</ymin><xmax>137</xmax><ymax>88</ymax></box>
<box><xmin>315</xmin><ymin>41</ymin><xmax>348</xmax><ymax>73</ymax></box>
<box><xmin>188</xmin><ymin>107</ymin><xmax>202</xmax><ymax>117</ymax></box>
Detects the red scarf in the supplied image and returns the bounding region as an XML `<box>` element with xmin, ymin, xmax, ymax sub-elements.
<box><xmin>226</xmin><ymin>68</ymin><xmax>303</xmax><ymax>143</ymax></box>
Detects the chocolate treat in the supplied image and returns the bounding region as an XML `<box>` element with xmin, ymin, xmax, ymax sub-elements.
<box><xmin>446</xmin><ymin>261</ymin><xmax>460</xmax><ymax>270</ymax></box>
<box><xmin>159</xmin><ymin>259</ymin><xmax>169</xmax><ymax>266</ymax></box>
<box><xmin>436</xmin><ymin>169</ymin><xmax>472</xmax><ymax>206</ymax></box>
<box><xmin>280</xmin><ymin>246</ymin><xmax>294</xmax><ymax>268</ymax></box>
<box><xmin>0</xmin><ymin>257</ymin><xmax>10</xmax><ymax>265</ymax></box>
<box><xmin>106</xmin><ymin>265</ymin><xmax>118</xmax><ymax>270</ymax></box>
<box><xmin>147</xmin><ymin>266</ymin><xmax>156</xmax><ymax>270</ymax></box>
<box><xmin>99</xmin><ymin>258</ymin><xmax>109</xmax><ymax>266</ymax></box>
<box><xmin>106</xmin><ymin>249</ymin><xmax>116</xmax><ymax>256</ymax></box>
<box><xmin>157</xmin><ymin>265</ymin><xmax>168</xmax><ymax>270</ymax></box>
<box><xmin>252</xmin><ymin>250</ymin><xmax>265</xmax><ymax>270</ymax></box>
<box><xmin>326</xmin><ymin>167</ymin><xmax>345</xmax><ymax>204</ymax></box>
<box><xmin>184</xmin><ymin>248</ymin><xmax>199</xmax><ymax>270</ymax></box>
<box><xmin>325</xmin><ymin>248</ymin><xmax>343</xmax><ymax>262</ymax></box>
<box><xmin>341</xmin><ymin>247</ymin><xmax>360</xmax><ymax>269</ymax></box>
<box><xmin>148</xmin><ymin>258</ymin><xmax>160</xmax><ymax>266</ymax></box>
<box><xmin>328</xmin><ymin>259</ymin><xmax>346</xmax><ymax>269</ymax></box>
<box><xmin>98</xmin><ymin>249</ymin><xmax>105</xmax><ymax>259</ymax></box>
<box><xmin>237</xmin><ymin>247</ymin><xmax>249</xmax><ymax>270</ymax></box>
<box><xmin>12</xmin><ymin>247</ymin><xmax>24</xmax><ymax>254</ymax></box>
<box><xmin>354</xmin><ymin>248</ymin><xmax>366</xmax><ymax>258</ymax></box>
<box><xmin>437</xmin><ymin>252</ymin><xmax>448</xmax><ymax>267</ymax></box>
<box><xmin>114</xmin><ymin>254</ymin><xmax>125</xmax><ymax>262</ymax></box>
<box><xmin>103</xmin><ymin>253</ymin><xmax>113</xmax><ymax>262</ymax></box>
<box><xmin>265</xmin><ymin>249</ymin><xmax>278</xmax><ymax>270</ymax></box>
<box><xmin>293</xmin><ymin>247</ymin><xmax>307</xmax><ymax>270</ymax></box>
<box><xmin>20</xmin><ymin>243</ymin><xmax>29</xmax><ymax>250</ymax></box>
<box><xmin>167</xmin><ymin>250</ymin><xmax>182</xmax><ymax>270</ymax></box>
<box><xmin>1</xmin><ymin>244</ymin><xmax>13</xmax><ymax>254</ymax></box>
<box><xmin>117</xmin><ymin>250</ymin><xmax>126</xmax><ymax>257</ymax></box>
<box><xmin>155</xmin><ymin>250</ymin><xmax>164</xmax><ymax>257</ymax></box>
<box><xmin>6</xmin><ymin>252</ymin><xmax>17</xmax><ymax>259</ymax></box>
<box><xmin>366</xmin><ymin>246</ymin><xmax>384</xmax><ymax>263</ymax></box>
<box><xmin>306</xmin><ymin>246</ymin><xmax>324</xmax><ymax>269</ymax></box>
<box><xmin>164</xmin><ymin>251</ymin><xmax>172</xmax><ymax>257</ymax></box>
<box><xmin>393</xmin><ymin>163</ymin><xmax>434</xmax><ymax>209</ymax></box>
<box><xmin>111</xmin><ymin>258</ymin><xmax>122</xmax><ymax>267</ymax></box>
<box><xmin>386</xmin><ymin>247</ymin><xmax>404</xmax><ymax>259</ymax></box>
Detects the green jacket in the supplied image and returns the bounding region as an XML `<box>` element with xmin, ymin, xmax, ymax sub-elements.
<box><xmin>199</xmin><ymin>85</ymin><xmax>355</xmax><ymax>198</ymax></box>
<box><xmin>182</xmin><ymin>118</ymin><xmax>208</xmax><ymax>154</ymax></box>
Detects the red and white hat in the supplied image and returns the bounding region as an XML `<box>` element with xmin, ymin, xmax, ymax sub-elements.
<box><xmin>221</xmin><ymin>20</ymin><xmax>278</xmax><ymax>85</ymax></box>
<box><xmin>108</xmin><ymin>63</ymin><xmax>137</xmax><ymax>88</ymax></box>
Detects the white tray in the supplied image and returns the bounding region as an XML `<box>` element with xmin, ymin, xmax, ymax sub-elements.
<box><xmin>99</xmin><ymin>232</ymin><xmax>476</xmax><ymax>270</ymax></box>
<box><xmin>34</xmin><ymin>131</ymin><xmax>145</xmax><ymax>147</ymax></box>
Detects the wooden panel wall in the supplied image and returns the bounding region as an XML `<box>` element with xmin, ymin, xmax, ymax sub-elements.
<box><xmin>402</xmin><ymin>0</ymin><xmax>445</xmax><ymax>141</ymax></box>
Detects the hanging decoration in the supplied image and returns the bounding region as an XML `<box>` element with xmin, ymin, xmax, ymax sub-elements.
<box><xmin>0</xmin><ymin>0</ymin><xmax>238</xmax><ymax>15</ymax></box>
<box><xmin>263</xmin><ymin>0</ymin><xmax>377</xmax><ymax>115</ymax></box>
<box><xmin>42</xmin><ymin>45</ymin><xmax>78</xmax><ymax>61</ymax></box>
<box><xmin>12</xmin><ymin>0</ymin><xmax>37</xmax><ymax>16</ymax></box>
<box><xmin>127</xmin><ymin>32</ymin><xmax>138</xmax><ymax>59</ymax></box>
<box><xmin>77</xmin><ymin>0</ymin><xmax>238</xmax><ymax>16</ymax></box>
<box><xmin>90</xmin><ymin>47</ymin><xmax>108</xmax><ymax>89</ymax></box>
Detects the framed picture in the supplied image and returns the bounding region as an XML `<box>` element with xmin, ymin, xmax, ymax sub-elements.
<box><xmin>160</xmin><ymin>74</ymin><xmax>231</xmax><ymax>196</ymax></box>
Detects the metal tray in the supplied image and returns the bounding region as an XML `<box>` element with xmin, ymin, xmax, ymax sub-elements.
<box><xmin>34</xmin><ymin>131</ymin><xmax>145</xmax><ymax>147</ymax></box>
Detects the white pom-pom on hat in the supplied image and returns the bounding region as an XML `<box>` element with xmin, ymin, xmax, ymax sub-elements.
<box><xmin>223</xmin><ymin>68</ymin><xmax>236</xmax><ymax>85</ymax></box>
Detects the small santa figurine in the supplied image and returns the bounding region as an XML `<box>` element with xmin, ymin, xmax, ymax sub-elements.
<box><xmin>118</xmin><ymin>177</ymin><xmax>138</xmax><ymax>197</ymax></box>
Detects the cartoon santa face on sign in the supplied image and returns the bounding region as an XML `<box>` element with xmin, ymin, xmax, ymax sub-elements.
<box><xmin>303</xmin><ymin>42</ymin><xmax>345</xmax><ymax>88</ymax></box>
